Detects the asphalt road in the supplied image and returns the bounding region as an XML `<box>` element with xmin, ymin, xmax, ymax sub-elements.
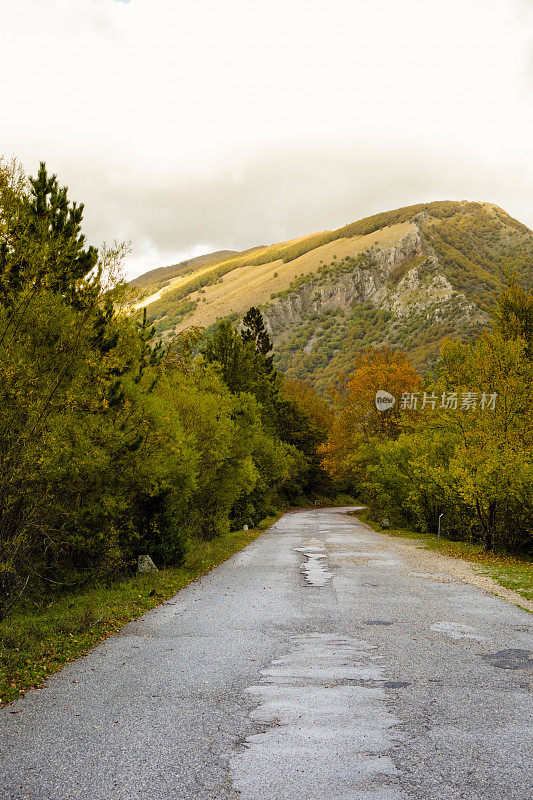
<box><xmin>1</xmin><ymin>508</ymin><xmax>532</xmax><ymax>800</ymax></box>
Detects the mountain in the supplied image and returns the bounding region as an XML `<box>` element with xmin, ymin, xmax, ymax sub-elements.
<box><xmin>131</xmin><ymin>201</ymin><xmax>533</xmax><ymax>390</ymax></box>
<box><xmin>130</xmin><ymin>250</ymin><xmax>239</xmax><ymax>306</ymax></box>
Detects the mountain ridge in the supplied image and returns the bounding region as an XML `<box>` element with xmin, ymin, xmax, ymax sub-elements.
<box><xmin>129</xmin><ymin>200</ymin><xmax>533</xmax><ymax>387</ymax></box>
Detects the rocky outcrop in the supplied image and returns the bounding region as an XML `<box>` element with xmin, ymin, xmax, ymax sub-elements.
<box><xmin>263</xmin><ymin>226</ymin><xmax>444</xmax><ymax>340</ymax></box>
<box><xmin>262</xmin><ymin>223</ymin><xmax>487</xmax><ymax>360</ymax></box>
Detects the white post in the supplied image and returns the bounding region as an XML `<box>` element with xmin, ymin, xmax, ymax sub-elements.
<box><xmin>437</xmin><ymin>513</ymin><xmax>444</xmax><ymax>540</ymax></box>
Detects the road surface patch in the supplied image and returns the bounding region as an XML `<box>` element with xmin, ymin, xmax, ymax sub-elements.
<box><xmin>230</xmin><ymin>633</ymin><xmax>404</xmax><ymax>799</ymax></box>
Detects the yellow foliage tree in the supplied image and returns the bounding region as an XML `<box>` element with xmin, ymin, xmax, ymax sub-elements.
<box><xmin>321</xmin><ymin>346</ymin><xmax>422</xmax><ymax>483</ymax></box>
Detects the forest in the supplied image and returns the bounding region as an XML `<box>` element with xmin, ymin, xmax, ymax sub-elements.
<box><xmin>0</xmin><ymin>159</ymin><xmax>332</xmax><ymax>622</ymax></box>
<box><xmin>321</xmin><ymin>281</ymin><xmax>533</xmax><ymax>555</ymax></box>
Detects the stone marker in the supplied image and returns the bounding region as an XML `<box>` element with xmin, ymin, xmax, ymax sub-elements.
<box><xmin>243</xmin><ymin>524</ymin><xmax>249</xmax><ymax>531</ymax></box>
<box><xmin>137</xmin><ymin>554</ymin><xmax>158</xmax><ymax>573</ymax></box>
<box><xmin>380</xmin><ymin>518</ymin><xmax>391</xmax><ymax>529</ymax></box>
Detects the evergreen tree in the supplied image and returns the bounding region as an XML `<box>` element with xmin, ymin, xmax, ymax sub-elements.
<box><xmin>0</xmin><ymin>162</ymin><xmax>99</xmax><ymax>304</ymax></box>
<box><xmin>241</xmin><ymin>305</ymin><xmax>273</xmax><ymax>363</ymax></box>
<box><xmin>203</xmin><ymin>320</ymin><xmax>259</xmax><ymax>393</ymax></box>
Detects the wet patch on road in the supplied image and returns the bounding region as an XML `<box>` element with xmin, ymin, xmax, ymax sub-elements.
<box><xmin>230</xmin><ymin>633</ymin><xmax>405</xmax><ymax>800</ymax></box>
<box><xmin>480</xmin><ymin>649</ymin><xmax>533</xmax><ymax>670</ymax></box>
<box><xmin>364</xmin><ymin>620</ymin><xmax>394</xmax><ymax>626</ymax></box>
<box><xmin>383</xmin><ymin>681</ymin><xmax>411</xmax><ymax>688</ymax></box>
<box><xmin>294</xmin><ymin>544</ymin><xmax>331</xmax><ymax>587</ymax></box>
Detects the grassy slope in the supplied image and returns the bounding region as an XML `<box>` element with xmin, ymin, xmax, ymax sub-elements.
<box><xmin>358</xmin><ymin>512</ymin><xmax>533</xmax><ymax>605</ymax></box>
<box><xmin>130</xmin><ymin>250</ymin><xmax>238</xmax><ymax>292</ymax></box>
<box><xmin>0</xmin><ymin>518</ymin><xmax>278</xmax><ymax>706</ymax></box>
<box><xmin>130</xmin><ymin>200</ymin><xmax>533</xmax><ymax>385</ymax></box>
<box><xmin>168</xmin><ymin>222</ymin><xmax>415</xmax><ymax>334</ymax></box>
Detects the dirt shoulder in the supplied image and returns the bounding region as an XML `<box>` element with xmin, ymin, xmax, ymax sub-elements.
<box><xmin>356</xmin><ymin>516</ymin><xmax>533</xmax><ymax>613</ymax></box>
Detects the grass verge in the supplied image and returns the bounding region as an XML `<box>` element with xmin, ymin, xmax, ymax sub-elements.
<box><xmin>0</xmin><ymin>516</ymin><xmax>279</xmax><ymax>706</ymax></box>
<box><xmin>357</xmin><ymin>511</ymin><xmax>533</xmax><ymax>603</ymax></box>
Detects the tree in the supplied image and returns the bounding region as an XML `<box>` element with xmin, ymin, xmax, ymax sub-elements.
<box><xmin>362</xmin><ymin>330</ymin><xmax>533</xmax><ymax>553</ymax></box>
<box><xmin>0</xmin><ymin>161</ymin><xmax>99</xmax><ymax>305</ymax></box>
<box><xmin>496</xmin><ymin>277</ymin><xmax>533</xmax><ymax>359</ymax></box>
<box><xmin>280</xmin><ymin>378</ymin><xmax>334</xmax><ymax>496</ymax></box>
<box><xmin>241</xmin><ymin>305</ymin><xmax>273</xmax><ymax>366</ymax></box>
<box><xmin>202</xmin><ymin>311</ymin><xmax>335</xmax><ymax>502</ymax></box>
<box><xmin>202</xmin><ymin>319</ymin><xmax>259</xmax><ymax>394</ymax></box>
<box><xmin>321</xmin><ymin>347</ymin><xmax>422</xmax><ymax>485</ymax></box>
<box><xmin>433</xmin><ymin>332</ymin><xmax>533</xmax><ymax>551</ymax></box>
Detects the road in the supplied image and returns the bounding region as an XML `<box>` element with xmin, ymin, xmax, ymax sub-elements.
<box><xmin>1</xmin><ymin>508</ymin><xmax>532</xmax><ymax>800</ymax></box>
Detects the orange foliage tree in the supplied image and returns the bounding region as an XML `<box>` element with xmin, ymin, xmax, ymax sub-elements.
<box><xmin>321</xmin><ymin>347</ymin><xmax>422</xmax><ymax>484</ymax></box>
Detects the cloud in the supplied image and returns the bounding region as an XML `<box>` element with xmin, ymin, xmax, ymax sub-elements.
<box><xmin>68</xmin><ymin>135</ymin><xmax>530</xmax><ymax>276</ymax></box>
<box><xmin>1</xmin><ymin>0</ymin><xmax>532</xmax><ymax>277</ymax></box>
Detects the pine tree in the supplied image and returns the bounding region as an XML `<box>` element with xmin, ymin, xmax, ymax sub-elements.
<box><xmin>241</xmin><ymin>306</ymin><xmax>273</xmax><ymax>364</ymax></box>
<box><xmin>1</xmin><ymin>162</ymin><xmax>99</xmax><ymax>303</ymax></box>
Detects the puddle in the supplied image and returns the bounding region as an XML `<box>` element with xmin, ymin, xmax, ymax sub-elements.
<box><xmin>295</xmin><ymin>545</ymin><xmax>331</xmax><ymax>587</ymax></box>
<box><xmin>383</xmin><ymin>681</ymin><xmax>411</xmax><ymax>688</ymax></box>
<box><xmin>430</xmin><ymin>621</ymin><xmax>488</xmax><ymax>642</ymax></box>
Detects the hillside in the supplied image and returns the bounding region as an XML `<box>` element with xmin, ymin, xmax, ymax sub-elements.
<box><xmin>130</xmin><ymin>250</ymin><xmax>238</xmax><ymax>307</ymax></box>
<box><xmin>131</xmin><ymin>201</ymin><xmax>533</xmax><ymax>389</ymax></box>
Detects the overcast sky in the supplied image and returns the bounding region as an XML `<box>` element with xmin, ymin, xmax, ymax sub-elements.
<box><xmin>2</xmin><ymin>0</ymin><xmax>533</xmax><ymax>279</ymax></box>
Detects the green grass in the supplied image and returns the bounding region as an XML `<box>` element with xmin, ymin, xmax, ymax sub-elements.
<box><xmin>0</xmin><ymin>518</ymin><xmax>279</xmax><ymax>706</ymax></box>
<box><xmin>482</xmin><ymin>563</ymin><xmax>533</xmax><ymax>601</ymax></box>
<box><xmin>357</xmin><ymin>511</ymin><xmax>533</xmax><ymax>602</ymax></box>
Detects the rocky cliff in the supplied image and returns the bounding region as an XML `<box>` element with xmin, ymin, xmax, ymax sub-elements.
<box><xmin>263</xmin><ymin>218</ymin><xmax>488</xmax><ymax>387</ymax></box>
<box><xmin>131</xmin><ymin>200</ymin><xmax>533</xmax><ymax>388</ymax></box>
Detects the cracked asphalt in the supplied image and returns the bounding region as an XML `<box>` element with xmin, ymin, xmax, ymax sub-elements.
<box><xmin>1</xmin><ymin>508</ymin><xmax>532</xmax><ymax>799</ymax></box>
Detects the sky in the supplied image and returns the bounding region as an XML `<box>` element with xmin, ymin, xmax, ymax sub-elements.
<box><xmin>1</xmin><ymin>0</ymin><xmax>533</xmax><ymax>279</ymax></box>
